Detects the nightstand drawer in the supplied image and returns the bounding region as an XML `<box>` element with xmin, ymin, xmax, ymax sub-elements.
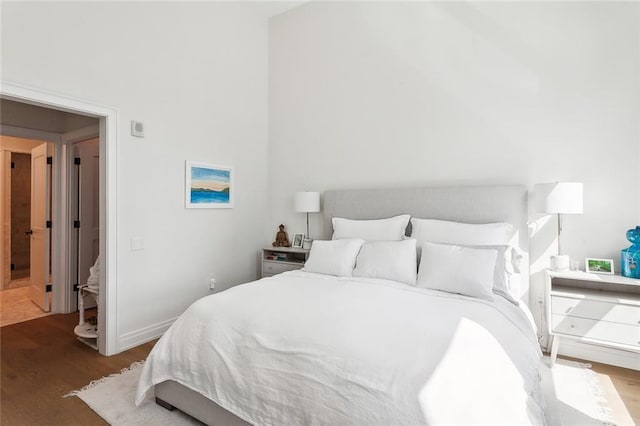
<box><xmin>552</xmin><ymin>314</ymin><xmax>640</xmax><ymax>347</ymax></box>
<box><xmin>262</xmin><ymin>261</ymin><xmax>302</xmax><ymax>275</ymax></box>
<box><xmin>552</xmin><ymin>296</ymin><xmax>640</xmax><ymax>326</ymax></box>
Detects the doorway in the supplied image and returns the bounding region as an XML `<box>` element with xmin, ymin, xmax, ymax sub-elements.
<box><xmin>0</xmin><ymin>136</ymin><xmax>55</xmax><ymax>326</ymax></box>
<box><xmin>11</xmin><ymin>152</ymin><xmax>32</xmax><ymax>283</ymax></box>
<box><xmin>0</xmin><ymin>81</ymin><xmax>119</xmax><ymax>355</ymax></box>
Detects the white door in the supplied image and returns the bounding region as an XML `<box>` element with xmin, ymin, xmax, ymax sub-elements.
<box><xmin>77</xmin><ymin>139</ymin><xmax>99</xmax><ymax>286</ymax></box>
<box><xmin>72</xmin><ymin>138</ymin><xmax>99</xmax><ymax>310</ymax></box>
<box><xmin>29</xmin><ymin>143</ymin><xmax>51</xmax><ymax>312</ymax></box>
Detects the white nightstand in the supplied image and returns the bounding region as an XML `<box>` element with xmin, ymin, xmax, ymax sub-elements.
<box><xmin>545</xmin><ymin>270</ymin><xmax>640</xmax><ymax>367</ymax></box>
<box><xmin>261</xmin><ymin>247</ymin><xmax>310</xmax><ymax>278</ymax></box>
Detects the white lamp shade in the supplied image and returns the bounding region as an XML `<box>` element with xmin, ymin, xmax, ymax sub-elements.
<box><xmin>534</xmin><ymin>182</ymin><xmax>583</xmax><ymax>214</ymax></box>
<box><xmin>294</xmin><ymin>192</ymin><xmax>320</xmax><ymax>213</ymax></box>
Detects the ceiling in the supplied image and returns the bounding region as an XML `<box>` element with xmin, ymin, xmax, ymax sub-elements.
<box><xmin>0</xmin><ymin>98</ymin><xmax>98</xmax><ymax>134</ymax></box>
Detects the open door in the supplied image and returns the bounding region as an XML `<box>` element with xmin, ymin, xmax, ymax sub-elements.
<box><xmin>29</xmin><ymin>143</ymin><xmax>51</xmax><ymax>312</ymax></box>
<box><xmin>71</xmin><ymin>138</ymin><xmax>100</xmax><ymax>311</ymax></box>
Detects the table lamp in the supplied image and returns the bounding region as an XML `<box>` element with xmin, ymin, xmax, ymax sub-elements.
<box><xmin>535</xmin><ymin>182</ymin><xmax>583</xmax><ymax>271</ymax></box>
<box><xmin>294</xmin><ymin>192</ymin><xmax>320</xmax><ymax>244</ymax></box>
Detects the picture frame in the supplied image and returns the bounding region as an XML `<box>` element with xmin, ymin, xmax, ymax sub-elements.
<box><xmin>292</xmin><ymin>233</ymin><xmax>304</xmax><ymax>248</ymax></box>
<box><xmin>585</xmin><ymin>258</ymin><xmax>614</xmax><ymax>275</ymax></box>
<box><xmin>185</xmin><ymin>161</ymin><xmax>233</xmax><ymax>209</ymax></box>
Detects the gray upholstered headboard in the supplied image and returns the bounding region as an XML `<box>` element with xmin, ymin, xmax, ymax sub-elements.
<box><xmin>322</xmin><ymin>185</ymin><xmax>530</xmax><ymax>298</ymax></box>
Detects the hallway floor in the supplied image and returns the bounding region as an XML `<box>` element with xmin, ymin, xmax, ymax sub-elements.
<box><xmin>5</xmin><ymin>275</ymin><xmax>30</xmax><ymax>289</ymax></box>
<box><xmin>0</xmin><ymin>283</ymin><xmax>52</xmax><ymax>327</ymax></box>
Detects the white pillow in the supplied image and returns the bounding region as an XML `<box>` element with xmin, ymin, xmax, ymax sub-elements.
<box><xmin>410</xmin><ymin>218</ymin><xmax>513</xmax><ymax>246</ymax></box>
<box><xmin>510</xmin><ymin>247</ymin><xmax>524</xmax><ymax>274</ymax></box>
<box><xmin>303</xmin><ymin>239</ymin><xmax>365</xmax><ymax>277</ymax></box>
<box><xmin>474</xmin><ymin>244</ymin><xmax>519</xmax><ymax>305</ymax></box>
<box><xmin>416</xmin><ymin>241</ymin><xmax>496</xmax><ymax>300</ymax></box>
<box><xmin>410</xmin><ymin>218</ymin><xmax>522</xmax><ymax>301</ymax></box>
<box><xmin>332</xmin><ymin>214</ymin><xmax>410</xmax><ymax>241</ymax></box>
<box><xmin>353</xmin><ymin>239</ymin><xmax>417</xmax><ymax>286</ymax></box>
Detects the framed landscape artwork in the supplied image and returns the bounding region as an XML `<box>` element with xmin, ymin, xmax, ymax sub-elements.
<box><xmin>185</xmin><ymin>161</ymin><xmax>233</xmax><ymax>208</ymax></box>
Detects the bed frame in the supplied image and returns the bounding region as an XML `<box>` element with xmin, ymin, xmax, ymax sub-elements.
<box><xmin>155</xmin><ymin>184</ymin><xmax>530</xmax><ymax>424</ymax></box>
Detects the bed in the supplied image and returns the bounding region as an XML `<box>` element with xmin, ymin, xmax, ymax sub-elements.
<box><xmin>136</xmin><ymin>185</ymin><xmax>545</xmax><ymax>425</ymax></box>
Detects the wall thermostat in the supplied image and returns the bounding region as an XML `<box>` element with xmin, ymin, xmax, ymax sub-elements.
<box><xmin>131</xmin><ymin>120</ymin><xmax>145</xmax><ymax>138</ymax></box>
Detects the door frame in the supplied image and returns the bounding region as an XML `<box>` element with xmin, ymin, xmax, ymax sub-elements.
<box><xmin>1</xmin><ymin>81</ymin><xmax>119</xmax><ymax>356</ymax></box>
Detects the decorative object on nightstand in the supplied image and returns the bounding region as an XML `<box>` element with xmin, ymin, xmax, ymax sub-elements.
<box><xmin>294</xmin><ymin>192</ymin><xmax>320</xmax><ymax>246</ymax></box>
<box><xmin>535</xmin><ymin>182</ymin><xmax>583</xmax><ymax>271</ymax></box>
<box><xmin>292</xmin><ymin>233</ymin><xmax>304</xmax><ymax>248</ymax></box>
<box><xmin>544</xmin><ymin>269</ymin><xmax>639</xmax><ymax>370</ymax></box>
<box><xmin>622</xmin><ymin>225</ymin><xmax>640</xmax><ymax>279</ymax></box>
<box><xmin>272</xmin><ymin>224</ymin><xmax>291</xmax><ymax>247</ymax></box>
<box><xmin>585</xmin><ymin>258</ymin><xmax>614</xmax><ymax>275</ymax></box>
<box><xmin>261</xmin><ymin>247</ymin><xmax>310</xmax><ymax>278</ymax></box>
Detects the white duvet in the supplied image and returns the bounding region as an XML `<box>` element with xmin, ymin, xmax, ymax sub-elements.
<box><xmin>136</xmin><ymin>271</ymin><xmax>545</xmax><ymax>425</ymax></box>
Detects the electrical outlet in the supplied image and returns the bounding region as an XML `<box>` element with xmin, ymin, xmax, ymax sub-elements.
<box><xmin>208</xmin><ymin>273</ymin><xmax>216</xmax><ymax>290</ymax></box>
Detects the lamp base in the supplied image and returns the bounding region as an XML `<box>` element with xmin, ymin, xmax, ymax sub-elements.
<box><xmin>302</xmin><ymin>239</ymin><xmax>312</xmax><ymax>250</ymax></box>
<box><xmin>551</xmin><ymin>255</ymin><xmax>570</xmax><ymax>272</ymax></box>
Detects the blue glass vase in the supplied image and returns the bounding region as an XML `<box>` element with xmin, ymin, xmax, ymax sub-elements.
<box><xmin>621</xmin><ymin>226</ymin><xmax>640</xmax><ymax>279</ymax></box>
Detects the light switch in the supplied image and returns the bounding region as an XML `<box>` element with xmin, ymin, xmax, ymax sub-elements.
<box><xmin>131</xmin><ymin>237</ymin><xmax>144</xmax><ymax>251</ymax></box>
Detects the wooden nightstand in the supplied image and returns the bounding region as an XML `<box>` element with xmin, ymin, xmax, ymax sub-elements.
<box><xmin>261</xmin><ymin>247</ymin><xmax>310</xmax><ymax>278</ymax></box>
<box><xmin>545</xmin><ymin>270</ymin><xmax>640</xmax><ymax>368</ymax></box>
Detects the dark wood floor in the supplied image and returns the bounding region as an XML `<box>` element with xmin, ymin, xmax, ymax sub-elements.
<box><xmin>2</xmin><ymin>312</ymin><xmax>639</xmax><ymax>425</ymax></box>
<box><xmin>1</xmin><ymin>311</ymin><xmax>155</xmax><ymax>425</ymax></box>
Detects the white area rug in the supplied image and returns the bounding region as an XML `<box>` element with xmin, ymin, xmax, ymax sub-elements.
<box><xmin>66</xmin><ymin>358</ymin><xmax>630</xmax><ymax>426</ymax></box>
<box><xmin>65</xmin><ymin>362</ymin><xmax>200</xmax><ymax>425</ymax></box>
<box><xmin>540</xmin><ymin>358</ymin><xmax>621</xmax><ymax>426</ymax></box>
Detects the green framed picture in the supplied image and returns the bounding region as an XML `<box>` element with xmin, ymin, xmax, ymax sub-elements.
<box><xmin>585</xmin><ymin>258</ymin><xmax>614</xmax><ymax>275</ymax></box>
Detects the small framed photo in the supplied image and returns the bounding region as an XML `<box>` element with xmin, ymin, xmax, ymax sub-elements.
<box><xmin>585</xmin><ymin>258</ymin><xmax>615</xmax><ymax>275</ymax></box>
<box><xmin>292</xmin><ymin>233</ymin><xmax>304</xmax><ymax>248</ymax></box>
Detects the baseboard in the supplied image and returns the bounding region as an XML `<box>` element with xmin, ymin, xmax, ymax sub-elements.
<box><xmin>558</xmin><ymin>340</ymin><xmax>640</xmax><ymax>371</ymax></box>
<box><xmin>118</xmin><ymin>316</ymin><xmax>178</xmax><ymax>353</ymax></box>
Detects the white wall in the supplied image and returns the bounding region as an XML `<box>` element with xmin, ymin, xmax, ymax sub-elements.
<box><xmin>1</xmin><ymin>2</ymin><xmax>273</xmax><ymax>350</ymax></box>
<box><xmin>269</xmin><ymin>2</ymin><xmax>640</xmax><ymax>311</ymax></box>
